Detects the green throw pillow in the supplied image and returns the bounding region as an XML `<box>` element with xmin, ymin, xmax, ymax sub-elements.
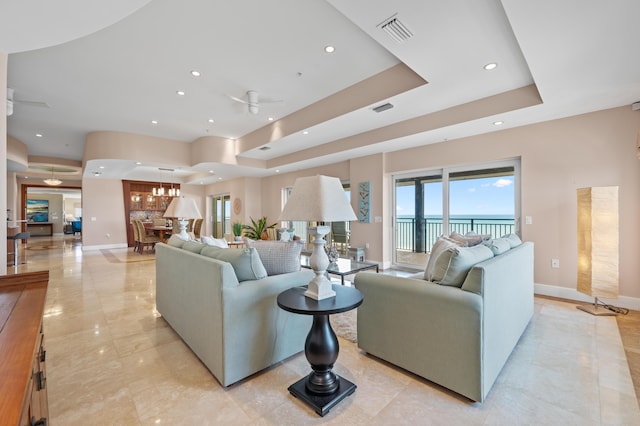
<box><xmin>482</xmin><ymin>238</ymin><xmax>511</xmax><ymax>255</ymax></box>
<box><xmin>431</xmin><ymin>244</ymin><xmax>494</xmax><ymax>287</ymax></box>
<box><xmin>182</xmin><ymin>240</ymin><xmax>206</xmax><ymax>254</ymax></box>
<box><xmin>201</xmin><ymin>246</ymin><xmax>267</xmax><ymax>282</ymax></box>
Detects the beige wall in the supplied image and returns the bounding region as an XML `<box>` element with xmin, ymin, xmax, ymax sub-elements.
<box><xmin>82</xmin><ymin>178</ymin><xmax>128</xmax><ymax>249</ymax></box>
<box><xmin>385</xmin><ymin>106</ymin><xmax>640</xmax><ymax>300</ymax></box>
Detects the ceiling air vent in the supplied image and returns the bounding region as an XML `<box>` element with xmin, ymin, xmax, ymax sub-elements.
<box><xmin>259</xmin><ymin>146</ymin><xmax>271</xmax><ymax>151</ymax></box>
<box><xmin>373</xmin><ymin>103</ymin><xmax>394</xmax><ymax>113</ymax></box>
<box><xmin>378</xmin><ymin>14</ymin><xmax>413</xmax><ymax>44</ymax></box>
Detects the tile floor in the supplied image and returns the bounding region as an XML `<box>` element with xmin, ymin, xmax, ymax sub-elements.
<box><xmin>7</xmin><ymin>236</ymin><xmax>640</xmax><ymax>425</ymax></box>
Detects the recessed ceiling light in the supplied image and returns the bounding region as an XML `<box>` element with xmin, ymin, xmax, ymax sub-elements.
<box><xmin>99</xmin><ymin>166</ymin><xmax>105</xmax><ymax>169</ymax></box>
<box><xmin>35</xmin><ymin>133</ymin><xmax>43</xmax><ymax>137</ymax></box>
<box><xmin>303</xmin><ymin>131</ymin><xmax>309</xmax><ymax>135</ymax></box>
<box><xmin>208</xmin><ymin>118</ymin><xmax>214</xmax><ymax>123</ymax></box>
<box><xmin>275</xmin><ymin>169</ymin><xmax>280</xmax><ymax>173</ymax></box>
<box><xmin>190</xmin><ymin>70</ymin><xmax>201</xmax><ymax>77</ymax></box>
<box><xmin>176</xmin><ymin>90</ymin><xmax>185</xmax><ymax>96</ymax></box>
<box><xmin>217</xmin><ymin>177</ymin><xmax>222</xmax><ymax>181</ymax></box>
<box><xmin>484</xmin><ymin>62</ymin><xmax>498</xmax><ymax>70</ymax></box>
<box><xmin>135</xmin><ymin>161</ymin><xmax>142</xmax><ymax>165</ymax></box>
<box><xmin>151</xmin><ymin>120</ymin><xmax>158</xmax><ymax>125</ymax></box>
<box><xmin>493</xmin><ymin>120</ymin><xmax>504</xmax><ymax>126</ymax></box>
<box><xmin>324</xmin><ymin>45</ymin><xmax>335</xmax><ymax>53</ymax></box>
<box><xmin>268</xmin><ymin>117</ymin><xmax>274</xmax><ymax>121</ymax></box>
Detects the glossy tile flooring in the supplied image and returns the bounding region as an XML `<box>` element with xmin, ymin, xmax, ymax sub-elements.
<box><xmin>8</xmin><ymin>236</ymin><xmax>640</xmax><ymax>425</ymax></box>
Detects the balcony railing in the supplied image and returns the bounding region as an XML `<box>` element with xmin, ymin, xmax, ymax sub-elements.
<box><xmin>395</xmin><ymin>217</ymin><xmax>515</xmax><ymax>252</ymax></box>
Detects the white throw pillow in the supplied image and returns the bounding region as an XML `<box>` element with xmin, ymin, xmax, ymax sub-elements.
<box><xmin>201</xmin><ymin>236</ymin><xmax>229</xmax><ymax>248</ymax></box>
<box><xmin>449</xmin><ymin>231</ymin><xmax>490</xmax><ymax>247</ymax></box>
<box><xmin>245</xmin><ymin>239</ymin><xmax>303</xmax><ymax>275</ymax></box>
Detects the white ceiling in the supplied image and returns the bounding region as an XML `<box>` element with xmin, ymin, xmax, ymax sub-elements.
<box><xmin>6</xmin><ymin>0</ymin><xmax>640</xmax><ymax>184</ymax></box>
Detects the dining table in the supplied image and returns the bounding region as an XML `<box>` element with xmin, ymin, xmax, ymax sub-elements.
<box><xmin>151</xmin><ymin>226</ymin><xmax>173</xmax><ymax>241</ymax></box>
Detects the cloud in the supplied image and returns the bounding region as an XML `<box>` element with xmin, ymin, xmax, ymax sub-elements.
<box><xmin>396</xmin><ymin>205</ymin><xmax>404</xmax><ymax>211</ymax></box>
<box><xmin>468</xmin><ymin>188</ymin><xmax>476</xmax><ymax>192</ymax></box>
<box><xmin>493</xmin><ymin>178</ymin><xmax>513</xmax><ymax>188</ymax></box>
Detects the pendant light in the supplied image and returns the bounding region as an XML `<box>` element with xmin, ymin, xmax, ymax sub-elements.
<box><xmin>43</xmin><ymin>166</ymin><xmax>62</xmax><ymax>186</ymax></box>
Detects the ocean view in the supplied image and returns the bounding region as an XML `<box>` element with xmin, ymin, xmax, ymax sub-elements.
<box><xmin>396</xmin><ymin>215</ymin><xmax>515</xmax><ymax>252</ymax></box>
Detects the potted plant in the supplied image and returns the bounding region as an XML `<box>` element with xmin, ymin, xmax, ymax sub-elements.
<box><xmin>242</xmin><ymin>216</ymin><xmax>277</xmax><ymax>240</ymax></box>
<box><xmin>232</xmin><ymin>222</ymin><xmax>243</xmax><ymax>241</ymax></box>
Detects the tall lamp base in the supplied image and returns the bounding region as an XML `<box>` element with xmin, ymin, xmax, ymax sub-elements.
<box><xmin>576</xmin><ymin>297</ymin><xmax>618</xmax><ymax>316</ymax></box>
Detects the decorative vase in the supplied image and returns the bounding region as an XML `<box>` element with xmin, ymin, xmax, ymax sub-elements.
<box><xmin>234</xmin><ymin>236</ymin><xmax>242</xmax><ymax>242</ymax></box>
<box><xmin>325</xmin><ymin>245</ymin><xmax>339</xmax><ymax>263</ymax></box>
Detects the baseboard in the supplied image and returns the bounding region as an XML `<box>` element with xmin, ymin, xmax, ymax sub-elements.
<box><xmin>82</xmin><ymin>243</ymin><xmax>128</xmax><ymax>251</ymax></box>
<box><xmin>535</xmin><ymin>283</ymin><xmax>640</xmax><ymax>311</ymax></box>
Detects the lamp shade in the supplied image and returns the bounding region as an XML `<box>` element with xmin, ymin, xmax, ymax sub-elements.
<box><xmin>577</xmin><ymin>186</ymin><xmax>619</xmax><ymax>299</ymax></box>
<box><xmin>279</xmin><ymin>175</ymin><xmax>356</xmax><ymax>222</ymax></box>
<box><xmin>163</xmin><ymin>196</ymin><xmax>202</xmax><ymax>219</ymax></box>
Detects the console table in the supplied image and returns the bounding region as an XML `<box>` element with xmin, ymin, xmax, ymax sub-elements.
<box><xmin>0</xmin><ymin>271</ymin><xmax>49</xmax><ymax>425</ymax></box>
<box><xmin>27</xmin><ymin>222</ymin><xmax>53</xmax><ymax>237</ymax></box>
<box><xmin>277</xmin><ymin>285</ymin><xmax>363</xmax><ymax>416</ymax></box>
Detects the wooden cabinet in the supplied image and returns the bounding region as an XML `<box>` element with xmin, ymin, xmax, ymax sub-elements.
<box><xmin>0</xmin><ymin>271</ymin><xmax>49</xmax><ymax>426</ymax></box>
<box><xmin>27</xmin><ymin>223</ymin><xmax>53</xmax><ymax>237</ymax></box>
<box><xmin>122</xmin><ymin>180</ymin><xmax>180</xmax><ymax>247</ymax></box>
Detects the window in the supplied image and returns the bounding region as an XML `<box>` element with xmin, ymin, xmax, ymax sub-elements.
<box><xmin>211</xmin><ymin>194</ymin><xmax>230</xmax><ymax>238</ymax></box>
<box><xmin>393</xmin><ymin>160</ymin><xmax>520</xmax><ymax>268</ymax></box>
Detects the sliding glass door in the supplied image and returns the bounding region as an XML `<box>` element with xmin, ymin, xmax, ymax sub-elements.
<box><xmin>393</xmin><ymin>160</ymin><xmax>519</xmax><ymax>268</ymax></box>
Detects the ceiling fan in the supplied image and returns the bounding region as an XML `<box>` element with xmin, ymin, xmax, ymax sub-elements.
<box><xmin>229</xmin><ymin>90</ymin><xmax>282</xmax><ymax>115</ymax></box>
<box><xmin>6</xmin><ymin>88</ymin><xmax>50</xmax><ymax>116</ymax></box>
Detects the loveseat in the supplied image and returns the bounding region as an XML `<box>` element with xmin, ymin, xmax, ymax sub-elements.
<box><xmin>354</xmin><ymin>238</ymin><xmax>534</xmax><ymax>402</ymax></box>
<box><xmin>155</xmin><ymin>237</ymin><xmax>314</xmax><ymax>386</ymax></box>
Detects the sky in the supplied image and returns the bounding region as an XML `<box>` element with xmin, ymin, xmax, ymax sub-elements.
<box><xmin>396</xmin><ymin>176</ymin><xmax>515</xmax><ymax>217</ymax></box>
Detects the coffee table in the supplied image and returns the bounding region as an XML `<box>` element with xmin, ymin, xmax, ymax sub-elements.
<box><xmin>300</xmin><ymin>256</ymin><xmax>378</xmax><ymax>285</ymax></box>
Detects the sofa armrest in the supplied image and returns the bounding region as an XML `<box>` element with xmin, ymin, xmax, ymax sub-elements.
<box><xmin>219</xmin><ymin>270</ymin><xmax>314</xmax><ymax>385</ymax></box>
<box><xmin>354</xmin><ymin>272</ymin><xmax>484</xmax><ymax>400</ymax></box>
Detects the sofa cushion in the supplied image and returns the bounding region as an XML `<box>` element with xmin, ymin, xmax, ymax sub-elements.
<box><xmin>424</xmin><ymin>236</ymin><xmax>465</xmax><ymax>281</ymax></box>
<box><xmin>482</xmin><ymin>238</ymin><xmax>511</xmax><ymax>255</ymax></box>
<box><xmin>501</xmin><ymin>233</ymin><xmax>523</xmax><ymax>248</ymax></box>
<box><xmin>167</xmin><ymin>234</ymin><xmax>186</xmax><ymax>248</ymax></box>
<box><xmin>245</xmin><ymin>239</ymin><xmax>303</xmax><ymax>275</ymax></box>
<box><xmin>450</xmin><ymin>231</ymin><xmax>490</xmax><ymax>247</ymax></box>
<box><xmin>182</xmin><ymin>240</ymin><xmax>206</xmax><ymax>254</ymax></box>
<box><xmin>201</xmin><ymin>236</ymin><xmax>229</xmax><ymax>248</ymax></box>
<box><xmin>431</xmin><ymin>244</ymin><xmax>494</xmax><ymax>287</ymax></box>
<box><xmin>201</xmin><ymin>246</ymin><xmax>267</xmax><ymax>282</ymax></box>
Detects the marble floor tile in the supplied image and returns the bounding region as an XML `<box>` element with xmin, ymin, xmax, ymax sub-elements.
<box><xmin>8</xmin><ymin>236</ymin><xmax>639</xmax><ymax>424</ymax></box>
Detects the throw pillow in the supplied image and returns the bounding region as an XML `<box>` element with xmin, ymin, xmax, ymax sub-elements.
<box><xmin>482</xmin><ymin>238</ymin><xmax>511</xmax><ymax>255</ymax></box>
<box><xmin>167</xmin><ymin>234</ymin><xmax>186</xmax><ymax>248</ymax></box>
<box><xmin>245</xmin><ymin>239</ymin><xmax>303</xmax><ymax>275</ymax></box>
<box><xmin>431</xmin><ymin>244</ymin><xmax>494</xmax><ymax>287</ymax></box>
<box><xmin>201</xmin><ymin>236</ymin><xmax>229</xmax><ymax>248</ymax></box>
<box><xmin>201</xmin><ymin>246</ymin><xmax>268</xmax><ymax>282</ymax></box>
<box><xmin>182</xmin><ymin>240</ymin><xmax>206</xmax><ymax>254</ymax></box>
<box><xmin>449</xmin><ymin>231</ymin><xmax>491</xmax><ymax>247</ymax></box>
<box><xmin>423</xmin><ymin>236</ymin><xmax>464</xmax><ymax>281</ymax></box>
<box><xmin>501</xmin><ymin>233</ymin><xmax>523</xmax><ymax>248</ymax></box>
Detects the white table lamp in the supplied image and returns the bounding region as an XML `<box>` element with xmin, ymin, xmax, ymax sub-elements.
<box><xmin>279</xmin><ymin>175</ymin><xmax>356</xmax><ymax>300</ymax></box>
<box><xmin>164</xmin><ymin>196</ymin><xmax>202</xmax><ymax>240</ymax></box>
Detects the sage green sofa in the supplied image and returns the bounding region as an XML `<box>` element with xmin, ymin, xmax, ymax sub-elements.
<box><xmin>155</xmin><ymin>239</ymin><xmax>314</xmax><ymax>387</ymax></box>
<box><xmin>354</xmin><ymin>241</ymin><xmax>534</xmax><ymax>402</ymax></box>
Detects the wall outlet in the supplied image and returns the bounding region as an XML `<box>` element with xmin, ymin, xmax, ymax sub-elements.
<box><xmin>365</xmin><ymin>243</ymin><xmax>370</xmax><ymax>249</ymax></box>
<box><xmin>525</xmin><ymin>216</ymin><xmax>532</xmax><ymax>225</ymax></box>
<box><xmin>551</xmin><ymin>259</ymin><xmax>560</xmax><ymax>268</ymax></box>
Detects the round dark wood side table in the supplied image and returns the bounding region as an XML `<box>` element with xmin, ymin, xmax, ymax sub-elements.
<box><xmin>277</xmin><ymin>284</ymin><xmax>363</xmax><ymax>417</ymax></box>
